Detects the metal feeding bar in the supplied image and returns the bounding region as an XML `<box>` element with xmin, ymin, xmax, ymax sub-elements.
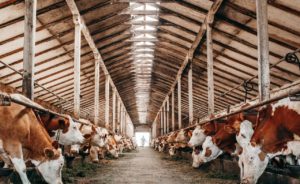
<box><xmin>216</xmin><ymin>48</ymin><xmax>300</xmax><ymax>101</ymax></box>
<box><xmin>0</xmin><ymin>60</ymin><xmax>72</xmax><ymax>107</ymax></box>
<box><xmin>185</xmin><ymin>48</ymin><xmax>300</xmax><ymax>121</ymax></box>
<box><xmin>156</xmin><ymin>80</ymin><xmax>300</xmax><ymax>137</ymax></box>
<box><xmin>0</xmin><ymin>60</ymin><xmax>103</xmax><ymax>123</ymax></box>
<box><xmin>0</xmin><ymin>92</ymin><xmax>91</xmax><ymax>126</ymax></box>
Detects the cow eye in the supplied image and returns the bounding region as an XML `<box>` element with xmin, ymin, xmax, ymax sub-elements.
<box><xmin>241</xmin><ymin>134</ymin><xmax>246</xmax><ymax>138</ymax></box>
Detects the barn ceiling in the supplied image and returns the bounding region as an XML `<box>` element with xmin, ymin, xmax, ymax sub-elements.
<box><xmin>0</xmin><ymin>0</ymin><xmax>299</xmax><ymax>128</ymax></box>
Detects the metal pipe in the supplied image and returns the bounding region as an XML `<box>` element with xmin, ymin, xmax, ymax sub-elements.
<box><xmin>0</xmin><ymin>92</ymin><xmax>91</xmax><ymax>125</ymax></box>
<box><xmin>187</xmin><ymin>48</ymin><xmax>300</xmax><ymax>120</ymax></box>
<box><xmin>156</xmin><ymin>81</ymin><xmax>300</xmax><ymax>137</ymax></box>
<box><xmin>0</xmin><ymin>60</ymin><xmax>105</xmax><ymax>124</ymax></box>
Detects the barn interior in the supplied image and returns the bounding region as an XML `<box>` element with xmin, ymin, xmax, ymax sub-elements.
<box><xmin>0</xmin><ymin>0</ymin><xmax>300</xmax><ymax>183</ymax></box>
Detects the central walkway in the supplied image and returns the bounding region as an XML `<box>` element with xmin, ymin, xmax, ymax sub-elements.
<box><xmin>78</xmin><ymin>147</ymin><xmax>237</xmax><ymax>184</ymax></box>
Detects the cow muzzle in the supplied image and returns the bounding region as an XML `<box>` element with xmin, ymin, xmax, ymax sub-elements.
<box><xmin>240</xmin><ymin>178</ymin><xmax>255</xmax><ymax>184</ymax></box>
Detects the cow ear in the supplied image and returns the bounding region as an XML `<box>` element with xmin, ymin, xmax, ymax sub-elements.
<box><xmin>83</xmin><ymin>134</ymin><xmax>91</xmax><ymax>139</ymax></box>
<box><xmin>58</xmin><ymin>119</ymin><xmax>66</xmax><ymax>129</ymax></box>
<box><xmin>92</xmin><ymin>125</ymin><xmax>97</xmax><ymax>132</ymax></box>
<box><xmin>52</xmin><ymin>141</ymin><xmax>59</xmax><ymax>149</ymax></box>
<box><xmin>44</xmin><ymin>148</ymin><xmax>55</xmax><ymax>159</ymax></box>
<box><xmin>258</xmin><ymin>151</ymin><xmax>267</xmax><ymax>161</ymax></box>
<box><xmin>188</xmin><ymin>130</ymin><xmax>193</xmax><ymax>137</ymax></box>
<box><xmin>224</xmin><ymin>125</ymin><xmax>235</xmax><ymax>134</ymax></box>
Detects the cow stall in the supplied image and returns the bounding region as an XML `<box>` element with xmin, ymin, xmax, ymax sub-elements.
<box><xmin>0</xmin><ymin>0</ymin><xmax>300</xmax><ymax>184</ymax></box>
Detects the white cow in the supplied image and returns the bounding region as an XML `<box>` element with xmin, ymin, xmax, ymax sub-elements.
<box><xmin>188</xmin><ymin>125</ymin><xmax>207</xmax><ymax>147</ymax></box>
<box><xmin>238</xmin><ymin>99</ymin><xmax>300</xmax><ymax>184</ymax></box>
<box><xmin>70</xmin><ymin>124</ymin><xmax>109</xmax><ymax>155</ymax></box>
<box><xmin>52</xmin><ymin>115</ymin><xmax>85</xmax><ymax>146</ymax></box>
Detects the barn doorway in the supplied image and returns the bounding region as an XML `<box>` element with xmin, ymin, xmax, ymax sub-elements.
<box><xmin>135</xmin><ymin>132</ymin><xmax>150</xmax><ymax>147</ymax></box>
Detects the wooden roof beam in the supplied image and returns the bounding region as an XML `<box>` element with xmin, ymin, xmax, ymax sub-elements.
<box><xmin>65</xmin><ymin>0</ymin><xmax>133</xmax><ymax>124</ymax></box>
<box><xmin>152</xmin><ymin>0</ymin><xmax>224</xmax><ymax>126</ymax></box>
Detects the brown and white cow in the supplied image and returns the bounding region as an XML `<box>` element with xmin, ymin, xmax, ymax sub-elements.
<box><xmin>239</xmin><ymin>98</ymin><xmax>300</xmax><ymax>184</ymax></box>
<box><xmin>71</xmin><ymin>122</ymin><xmax>109</xmax><ymax>152</ymax></box>
<box><xmin>188</xmin><ymin>121</ymin><xmax>226</xmax><ymax>147</ymax></box>
<box><xmin>12</xmin><ymin>94</ymin><xmax>84</xmax><ymax>146</ymax></box>
<box><xmin>106</xmin><ymin>134</ymin><xmax>119</xmax><ymax>158</ymax></box>
<box><xmin>0</xmin><ymin>101</ymin><xmax>64</xmax><ymax>184</ymax></box>
<box><xmin>175</xmin><ymin>128</ymin><xmax>193</xmax><ymax>148</ymax></box>
<box><xmin>166</xmin><ymin>132</ymin><xmax>179</xmax><ymax>156</ymax></box>
<box><xmin>192</xmin><ymin>112</ymin><xmax>258</xmax><ymax>168</ymax></box>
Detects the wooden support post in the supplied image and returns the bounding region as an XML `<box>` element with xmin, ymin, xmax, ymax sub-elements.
<box><xmin>207</xmin><ymin>22</ymin><xmax>214</xmax><ymax>116</ymax></box>
<box><xmin>188</xmin><ymin>64</ymin><xmax>193</xmax><ymax>124</ymax></box>
<box><xmin>153</xmin><ymin>122</ymin><xmax>156</xmax><ymax>138</ymax></box>
<box><xmin>178</xmin><ymin>78</ymin><xmax>182</xmax><ymax>129</ymax></box>
<box><xmin>23</xmin><ymin>0</ymin><xmax>37</xmax><ymax>100</ymax></box>
<box><xmin>120</xmin><ymin>106</ymin><xmax>123</xmax><ymax>134</ymax></box>
<box><xmin>171</xmin><ymin>91</ymin><xmax>175</xmax><ymax>131</ymax></box>
<box><xmin>117</xmin><ymin>99</ymin><xmax>121</xmax><ymax>133</ymax></box>
<box><xmin>122</xmin><ymin>107</ymin><xmax>125</xmax><ymax>134</ymax></box>
<box><xmin>94</xmin><ymin>53</ymin><xmax>100</xmax><ymax>125</ymax></box>
<box><xmin>166</xmin><ymin>96</ymin><xmax>169</xmax><ymax>133</ymax></box>
<box><xmin>73</xmin><ymin>14</ymin><xmax>81</xmax><ymax>119</ymax></box>
<box><xmin>163</xmin><ymin>105</ymin><xmax>166</xmax><ymax>134</ymax></box>
<box><xmin>112</xmin><ymin>89</ymin><xmax>116</xmax><ymax>133</ymax></box>
<box><xmin>160</xmin><ymin>111</ymin><xmax>163</xmax><ymax>136</ymax></box>
<box><xmin>124</xmin><ymin>113</ymin><xmax>127</xmax><ymax>136</ymax></box>
<box><xmin>151</xmin><ymin>0</ymin><xmax>223</xmax><ymax>128</ymax></box>
<box><xmin>256</xmin><ymin>0</ymin><xmax>270</xmax><ymax>102</ymax></box>
<box><xmin>105</xmin><ymin>75</ymin><xmax>110</xmax><ymax>127</ymax></box>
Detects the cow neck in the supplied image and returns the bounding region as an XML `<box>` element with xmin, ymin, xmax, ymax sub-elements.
<box><xmin>34</xmin><ymin>111</ymin><xmax>58</xmax><ymax>137</ymax></box>
<box><xmin>27</xmin><ymin>109</ymin><xmax>58</xmax><ymax>161</ymax></box>
<box><xmin>251</xmin><ymin>120</ymin><xmax>294</xmax><ymax>153</ymax></box>
<box><xmin>35</xmin><ymin>111</ymin><xmax>48</xmax><ymax>129</ymax></box>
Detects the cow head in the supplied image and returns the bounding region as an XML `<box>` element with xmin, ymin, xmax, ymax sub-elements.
<box><xmin>239</xmin><ymin>144</ymin><xmax>269</xmax><ymax>184</ymax></box>
<box><xmin>91</xmin><ymin>127</ymin><xmax>109</xmax><ymax>148</ymax></box>
<box><xmin>89</xmin><ymin>146</ymin><xmax>100</xmax><ymax>163</ymax></box>
<box><xmin>70</xmin><ymin>144</ymin><xmax>80</xmax><ymax>155</ymax></box>
<box><xmin>34</xmin><ymin>148</ymin><xmax>64</xmax><ymax>184</ymax></box>
<box><xmin>158</xmin><ymin>137</ymin><xmax>168</xmax><ymax>152</ymax></box>
<box><xmin>188</xmin><ymin>125</ymin><xmax>206</xmax><ymax>147</ymax></box>
<box><xmin>175</xmin><ymin>129</ymin><xmax>192</xmax><ymax>144</ymax></box>
<box><xmin>237</xmin><ymin>119</ymin><xmax>268</xmax><ymax>184</ymax></box>
<box><xmin>114</xmin><ymin>134</ymin><xmax>123</xmax><ymax>143</ymax></box>
<box><xmin>167</xmin><ymin>132</ymin><xmax>178</xmax><ymax>143</ymax></box>
<box><xmin>200</xmin><ymin>136</ymin><xmax>223</xmax><ymax>164</ymax></box>
<box><xmin>57</xmin><ymin>116</ymin><xmax>84</xmax><ymax>145</ymax></box>
<box><xmin>168</xmin><ymin>144</ymin><xmax>176</xmax><ymax>156</ymax></box>
<box><xmin>192</xmin><ymin>146</ymin><xmax>202</xmax><ymax>168</ymax></box>
<box><xmin>106</xmin><ymin>135</ymin><xmax>119</xmax><ymax>158</ymax></box>
<box><xmin>236</xmin><ymin>120</ymin><xmax>254</xmax><ymax>148</ymax></box>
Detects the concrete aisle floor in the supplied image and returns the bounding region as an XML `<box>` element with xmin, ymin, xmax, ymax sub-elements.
<box><xmin>77</xmin><ymin>147</ymin><xmax>238</xmax><ymax>184</ymax></box>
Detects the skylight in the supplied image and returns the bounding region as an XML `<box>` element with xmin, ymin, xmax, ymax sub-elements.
<box><xmin>129</xmin><ymin>2</ymin><xmax>160</xmax><ymax>124</ymax></box>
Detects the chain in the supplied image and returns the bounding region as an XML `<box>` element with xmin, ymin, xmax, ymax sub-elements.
<box><xmin>243</xmin><ymin>80</ymin><xmax>254</xmax><ymax>102</ymax></box>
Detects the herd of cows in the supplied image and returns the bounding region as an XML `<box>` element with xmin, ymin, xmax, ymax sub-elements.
<box><xmin>151</xmin><ymin>97</ymin><xmax>300</xmax><ymax>184</ymax></box>
<box><xmin>0</xmin><ymin>93</ymin><xmax>137</xmax><ymax>184</ymax></box>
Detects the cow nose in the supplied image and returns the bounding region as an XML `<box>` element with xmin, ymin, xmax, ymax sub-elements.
<box><xmin>240</xmin><ymin>179</ymin><xmax>252</xmax><ymax>184</ymax></box>
<box><xmin>188</xmin><ymin>143</ymin><xmax>193</xmax><ymax>147</ymax></box>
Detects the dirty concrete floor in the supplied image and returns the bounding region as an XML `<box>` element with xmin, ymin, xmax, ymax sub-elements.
<box><xmin>75</xmin><ymin>147</ymin><xmax>238</xmax><ymax>184</ymax></box>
